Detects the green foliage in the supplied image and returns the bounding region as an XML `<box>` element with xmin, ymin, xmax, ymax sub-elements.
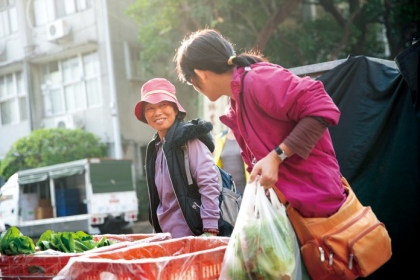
<box><xmin>126</xmin><ymin>0</ymin><xmax>416</xmax><ymax>72</ymax></box>
<box><xmin>384</xmin><ymin>0</ymin><xmax>420</xmax><ymax>55</ymax></box>
<box><xmin>265</xmin><ymin>14</ymin><xmax>385</xmax><ymax>68</ymax></box>
<box><xmin>126</xmin><ymin>0</ymin><xmax>230</xmax><ymax>76</ymax></box>
<box><xmin>0</xmin><ymin>128</ymin><xmax>107</xmax><ymax>180</ymax></box>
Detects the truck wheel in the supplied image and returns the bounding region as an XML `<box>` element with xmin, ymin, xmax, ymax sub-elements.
<box><xmin>98</xmin><ymin>218</ymin><xmax>133</xmax><ymax>234</ymax></box>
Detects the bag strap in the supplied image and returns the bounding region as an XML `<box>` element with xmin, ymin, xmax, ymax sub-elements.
<box><xmin>237</xmin><ymin>65</ymin><xmax>351</xmax><ymax>213</ymax></box>
<box><xmin>273</xmin><ymin>175</ymin><xmax>351</xmax><ymax>209</ymax></box>
<box><xmin>183</xmin><ymin>144</ymin><xmax>224</xmax><ymax>192</ymax></box>
<box><xmin>181</xmin><ymin>145</ymin><xmax>194</xmax><ymax>186</ymax></box>
<box><xmin>272</xmin><ymin>187</ymin><xmax>288</xmax><ymax>206</ymax></box>
<box><xmin>268</xmin><ymin>188</ymin><xmax>285</xmax><ymax>211</ymax></box>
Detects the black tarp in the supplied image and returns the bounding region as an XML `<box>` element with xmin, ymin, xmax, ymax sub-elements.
<box><xmin>318</xmin><ymin>42</ymin><xmax>420</xmax><ymax>279</ymax></box>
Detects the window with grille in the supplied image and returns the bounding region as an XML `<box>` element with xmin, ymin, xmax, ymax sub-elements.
<box><xmin>33</xmin><ymin>0</ymin><xmax>92</xmax><ymax>26</ymax></box>
<box><xmin>0</xmin><ymin>71</ymin><xmax>27</xmax><ymax>126</ymax></box>
<box><xmin>41</xmin><ymin>51</ymin><xmax>101</xmax><ymax>116</ymax></box>
<box><xmin>0</xmin><ymin>0</ymin><xmax>18</xmax><ymax>38</ymax></box>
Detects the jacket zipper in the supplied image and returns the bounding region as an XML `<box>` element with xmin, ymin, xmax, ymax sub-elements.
<box><xmin>145</xmin><ymin>139</ymin><xmax>155</xmax><ymax>231</ymax></box>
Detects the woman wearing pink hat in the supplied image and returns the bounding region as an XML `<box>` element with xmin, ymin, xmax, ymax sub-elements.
<box><xmin>134</xmin><ymin>78</ymin><xmax>225</xmax><ymax>238</ymax></box>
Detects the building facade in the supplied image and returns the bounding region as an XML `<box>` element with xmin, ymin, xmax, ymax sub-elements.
<box><xmin>0</xmin><ymin>0</ymin><xmax>209</xmax><ymax>180</ymax></box>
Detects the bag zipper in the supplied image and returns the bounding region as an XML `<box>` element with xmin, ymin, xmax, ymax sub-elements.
<box><xmin>319</xmin><ymin>246</ymin><xmax>325</xmax><ymax>262</ymax></box>
<box><xmin>348</xmin><ymin>221</ymin><xmax>384</xmax><ymax>269</ymax></box>
<box><xmin>322</xmin><ymin>207</ymin><xmax>370</xmax><ymax>265</ymax></box>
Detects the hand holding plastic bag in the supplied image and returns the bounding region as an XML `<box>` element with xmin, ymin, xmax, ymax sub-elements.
<box><xmin>219</xmin><ymin>180</ymin><xmax>301</xmax><ymax>280</ymax></box>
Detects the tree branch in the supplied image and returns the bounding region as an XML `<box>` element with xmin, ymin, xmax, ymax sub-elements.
<box><xmin>328</xmin><ymin>3</ymin><xmax>361</xmax><ymax>60</ymax></box>
<box><xmin>254</xmin><ymin>1</ymin><xmax>300</xmax><ymax>51</ymax></box>
<box><xmin>278</xmin><ymin>34</ymin><xmax>306</xmax><ymax>65</ymax></box>
<box><xmin>232</xmin><ymin>9</ymin><xmax>259</xmax><ymax>36</ymax></box>
<box><xmin>179</xmin><ymin>2</ymin><xmax>203</xmax><ymax>31</ymax></box>
<box><xmin>318</xmin><ymin>0</ymin><xmax>347</xmax><ymax>28</ymax></box>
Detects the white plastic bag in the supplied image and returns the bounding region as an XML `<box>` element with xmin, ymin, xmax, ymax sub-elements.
<box><xmin>219</xmin><ymin>180</ymin><xmax>302</xmax><ymax>280</ymax></box>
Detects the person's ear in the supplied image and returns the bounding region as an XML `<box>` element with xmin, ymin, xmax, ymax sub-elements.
<box><xmin>194</xmin><ymin>69</ymin><xmax>207</xmax><ymax>83</ymax></box>
<box><xmin>172</xmin><ymin>103</ymin><xmax>179</xmax><ymax>114</ymax></box>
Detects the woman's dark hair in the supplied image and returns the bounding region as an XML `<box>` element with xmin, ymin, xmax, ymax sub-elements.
<box><xmin>174</xmin><ymin>29</ymin><xmax>267</xmax><ymax>84</ymax></box>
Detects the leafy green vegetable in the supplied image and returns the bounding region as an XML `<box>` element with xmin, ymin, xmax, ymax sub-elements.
<box><xmin>228</xmin><ymin>213</ymin><xmax>296</xmax><ymax>279</ymax></box>
<box><xmin>36</xmin><ymin>230</ymin><xmax>114</xmax><ymax>253</ymax></box>
<box><xmin>0</xmin><ymin>226</ymin><xmax>35</xmax><ymax>255</ymax></box>
<box><xmin>96</xmin><ymin>236</ymin><xmax>112</xmax><ymax>248</ymax></box>
<box><xmin>37</xmin><ymin>229</ymin><xmax>55</xmax><ymax>250</ymax></box>
<box><xmin>0</xmin><ymin>228</ymin><xmax>114</xmax><ymax>255</ymax></box>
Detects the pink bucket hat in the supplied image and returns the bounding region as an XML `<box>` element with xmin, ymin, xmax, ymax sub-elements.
<box><xmin>134</xmin><ymin>78</ymin><xmax>187</xmax><ymax>123</ymax></box>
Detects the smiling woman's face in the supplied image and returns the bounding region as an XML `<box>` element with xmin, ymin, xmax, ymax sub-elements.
<box><xmin>144</xmin><ymin>101</ymin><xmax>178</xmax><ymax>138</ymax></box>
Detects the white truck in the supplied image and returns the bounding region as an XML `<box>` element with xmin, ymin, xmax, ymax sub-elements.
<box><xmin>0</xmin><ymin>158</ymin><xmax>138</xmax><ymax>237</ymax></box>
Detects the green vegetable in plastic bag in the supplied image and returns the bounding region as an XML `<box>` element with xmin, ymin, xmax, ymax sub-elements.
<box><xmin>220</xmin><ymin>181</ymin><xmax>301</xmax><ymax>280</ymax></box>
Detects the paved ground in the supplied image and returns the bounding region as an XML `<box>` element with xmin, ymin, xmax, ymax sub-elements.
<box><xmin>132</xmin><ymin>220</ymin><xmax>153</xmax><ymax>234</ymax></box>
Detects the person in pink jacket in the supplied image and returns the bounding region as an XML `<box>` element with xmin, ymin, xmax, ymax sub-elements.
<box><xmin>174</xmin><ymin>29</ymin><xmax>347</xmax><ymax>218</ymax></box>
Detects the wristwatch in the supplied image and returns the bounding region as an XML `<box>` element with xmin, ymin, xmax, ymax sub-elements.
<box><xmin>274</xmin><ymin>146</ymin><xmax>288</xmax><ymax>161</ymax></box>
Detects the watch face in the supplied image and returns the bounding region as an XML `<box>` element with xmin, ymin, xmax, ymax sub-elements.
<box><xmin>275</xmin><ymin>146</ymin><xmax>287</xmax><ymax>161</ymax></box>
<box><xmin>279</xmin><ymin>153</ymin><xmax>287</xmax><ymax>161</ymax></box>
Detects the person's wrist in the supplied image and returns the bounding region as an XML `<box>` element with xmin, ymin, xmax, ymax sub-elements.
<box><xmin>202</xmin><ymin>228</ymin><xmax>219</xmax><ymax>236</ymax></box>
<box><xmin>271</xmin><ymin>149</ymin><xmax>282</xmax><ymax>164</ymax></box>
<box><xmin>201</xmin><ymin>232</ymin><xmax>215</xmax><ymax>237</ymax></box>
<box><xmin>274</xmin><ymin>146</ymin><xmax>288</xmax><ymax>162</ymax></box>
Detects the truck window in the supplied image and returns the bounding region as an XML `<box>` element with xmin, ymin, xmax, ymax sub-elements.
<box><xmin>22</xmin><ymin>180</ymin><xmax>49</xmax><ymax>199</ymax></box>
<box><xmin>0</xmin><ymin>187</ymin><xmax>14</xmax><ymax>201</ymax></box>
<box><xmin>90</xmin><ymin>161</ymin><xmax>134</xmax><ymax>193</ymax></box>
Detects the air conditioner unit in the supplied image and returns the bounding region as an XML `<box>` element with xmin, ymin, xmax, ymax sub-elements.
<box><xmin>54</xmin><ymin>115</ymin><xmax>76</xmax><ymax>129</ymax></box>
<box><xmin>54</xmin><ymin>115</ymin><xmax>85</xmax><ymax>129</ymax></box>
<box><xmin>46</xmin><ymin>19</ymin><xmax>71</xmax><ymax>42</ymax></box>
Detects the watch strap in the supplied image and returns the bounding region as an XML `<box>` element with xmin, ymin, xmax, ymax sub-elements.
<box><xmin>274</xmin><ymin>146</ymin><xmax>288</xmax><ymax>161</ymax></box>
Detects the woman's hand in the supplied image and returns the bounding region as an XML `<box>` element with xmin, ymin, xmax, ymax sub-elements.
<box><xmin>201</xmin><ymin>232</ymin><xmax>218</xmax><ymax>237</ymax></box>
<box><xmin>248</xmin><ymin>150</ymin><xmax>281</xmax><ymax>189</ymax></box>
<box><xmin>201</xmin><ymin>228</ymin><xmax>219</xmax><ymax>237</ymax></box>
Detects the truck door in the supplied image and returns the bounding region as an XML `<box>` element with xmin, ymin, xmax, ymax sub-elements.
<box><xmin>0</xmin><ymin>174</ymin><xmax>20</xmax><ymax>226</ymax></box>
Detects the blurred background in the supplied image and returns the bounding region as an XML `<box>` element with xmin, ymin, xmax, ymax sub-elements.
<box><xmin>0</xmin><ymin>0</ymin><xmax>418</xmax><ymax>220</ymax></box>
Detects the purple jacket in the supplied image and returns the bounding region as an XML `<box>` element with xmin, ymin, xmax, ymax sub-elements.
<box><xmin>220</xmin><ymin>63</ymin><xmax>346</xmax><ymax>217</ymax></box>
<box><xmin>155</xmin><ymin>139</ymin><xmax>220</xmax><ymax>238</ymax></box>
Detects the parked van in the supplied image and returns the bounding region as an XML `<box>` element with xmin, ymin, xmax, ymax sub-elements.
<box><xmin>0</xmin><ymin>158</ymin><xmax>138</xmax><ymax>237</ymax></box>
